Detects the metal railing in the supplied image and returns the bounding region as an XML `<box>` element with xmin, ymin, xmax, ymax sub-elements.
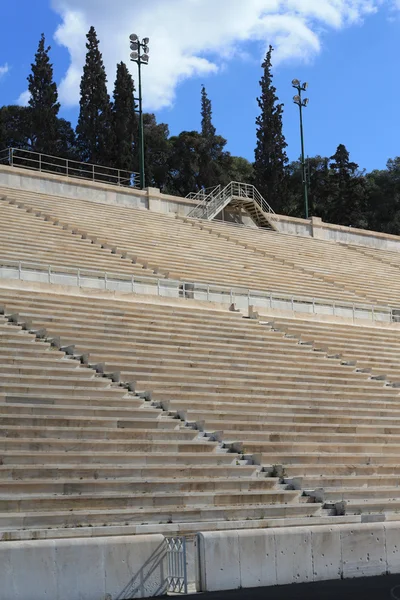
<box><xmin>0</xmin><ymin>148</ymin><xmax>141</xmax><ymax>189</ymax></box>
<box><xmin>186</xmin><ymin>184</ymin><xmax>221</xmax><ymax>202</ymax></box>
<box><xmin>0</xmin><ymin>258</ymin><xmax>397</xmax><ymax>324</ymax></box>
<box><xmin>187</xmin><ymin>181</ymin><xmax>275</xmax><ymax>221</ymax></box>
<box><xmin>165</xmin><ymin>537</ymin><xmax>188</xmax><ymax>594</ymax></box>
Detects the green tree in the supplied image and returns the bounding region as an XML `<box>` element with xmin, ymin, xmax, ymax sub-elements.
<box><xmin>143</xmin><ymin>113</ymin><xmax>171</xmax><ymax>190</ymax></box>
<box><xmin>254</xmin><ymin>45</ymin><xmax>288</xmax><ymax>211</ymax></box>
<box><xmin>328</xmin><ymin>144</ymin><xmax>367</xmax><ymax>228</ymax></box>
<box><xmin>227</xmin><ymin>156</ymin><xmax>254</xmax><ymax>184</ymax></box>
<box><xmin>111</xmin><ymin>62</ymin><xmax>136</xmax><ymax>173</ymax></box>
<box><xmin>198</xmin><ymin>85</ymin><xmax>231</xmax><ymax>190</ymax></box>
<box><xmin>27</xmin><ymin>33</ymin><xmax>60</xmax><ymax>154</ymax></box>
<box><xmin>366</xmin><ymin>159</ymin><xmax>400</xmax><ymax>235</ymax></box>
<box><xmin>76</xmin><ymin>26</ymin><xmax>113</xmax><ymax>165</ymax></box>
<box><xmin>55</xmin><ymin>118</ymin><xmax>77</xmax><ymax>159</ymax></box>
<box><xmin>0</xmin><ymin>106</ymin><xmax>33</xmax><ymax>151</ymax></box>
<box><xmin>167</xmin><ymin>130</ymin><xmax>203</xmax><ymax>196</ymax></box>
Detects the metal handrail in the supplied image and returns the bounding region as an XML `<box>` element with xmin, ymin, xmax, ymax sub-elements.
<box><xmin>186</xmin><ymin>185</ymin><xmax>220</xmax><ymax>201</ymax></box>
<box><xmin>0</xmin><ymin>258</ymin><xmax>395</xmax><ymax>323</ymax></box>
<box><xmin>187</xmin><ymin>181</ymin><xmax>275</xmax><ymax>221</ymax></box>
<box><xmin>0</xmin><ymin>147</ymin><xmax>141</xmax><ymax>189</ymax></box>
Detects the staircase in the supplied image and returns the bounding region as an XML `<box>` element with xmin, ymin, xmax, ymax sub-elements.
<box><xmin>187</xmin><ymin>181</ymin><xmax>276</xmax><ymax>227</ymax></box>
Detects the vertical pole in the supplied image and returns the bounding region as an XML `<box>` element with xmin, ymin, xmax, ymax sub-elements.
<box><xmin>183</xmin><ymin>537</ymin><xmax>188</xmax><ymax>594</ymax></box>
<box><xmin>137</xmin><ymin>45</ymin><xmax>145</xmax><ymax>190</ymax></box>
<box><xmin>298</xmin><ymin>100</ymin><xmax>309</xmax><ymax>220</ymax></box>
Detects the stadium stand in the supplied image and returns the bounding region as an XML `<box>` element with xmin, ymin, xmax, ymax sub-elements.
<box><xmin>0</xmin><ymin>189</ymin><xmax>364</xmax><ymax>301</ymax></box>
<box><xmin>3</xmin><ymin>175</ymin><xmax>400</xmax><ymax>593</ymax></box>
<box><xmin>182</xmin><ymin>215</ymin><xmax>400</xmax><ymax>306</ymax></box>
<box><xmin>0</xmin><ymin>289</ymin><xmax>335</xmax><ymax>539</ymax></box>
<box><xmin>0</xmin><ymin>284</ymin><xmax>399</xmax><ymax>538</ymax></box>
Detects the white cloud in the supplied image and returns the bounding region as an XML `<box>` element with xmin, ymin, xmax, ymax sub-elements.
<box><xmin>51</xmin><ymin>0</ymin><xmax>383</xmax><ymax>111</ymax></box>
<box><xmin>0</xmin><ymin>63</ymin><xmax>9</xmax><ymax>80</ymax></box>
<box><xmin>17</xmin><ymin>90</ymin><xmax>31</xmax><ymax>106</ymax></box>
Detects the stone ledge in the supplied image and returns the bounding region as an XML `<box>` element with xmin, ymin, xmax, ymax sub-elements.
<box><xmin>198</xmin><ymin>522</ymin><xmax>400</xmax><ymax>592</ymax></box>
<box><xmin>0</xmin><ymin>533</ymin><xmax>167</xmax><ymax>600</ymax></box>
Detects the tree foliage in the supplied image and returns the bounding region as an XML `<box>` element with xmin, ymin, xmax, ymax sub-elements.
<box><xmin>76</xmin><ymin>26</ymin><xmax>113</xmax><ymax>164</ymax></box>
<box><xmin>198</xmin><ymin>85</ymin><xmax>232</xmax><ymax>190</ymax></box>
<box><xmin>111</xmin><ymin>62</ymin><xmax>137</xmax><ymax>172</ymax></box>
<box><xmin>254</xmin><ymin>45</ymin><xmax>288</xmax><ymax>212</ymax></box>
<box><xmin>27</xmin><ymin>33</ymin><xmax>60</xmax><ymax>154</ymax></box>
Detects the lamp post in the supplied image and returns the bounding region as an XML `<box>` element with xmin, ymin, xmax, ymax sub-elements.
<box><xmin>292</xmin><ymin>79</ymin><xmax>309</xmax><ymax>219</ymax></box>
<box><xmin>129</xmin><ymin>34</ymin><xmax>150</xmax><ymax>190</ymax></box>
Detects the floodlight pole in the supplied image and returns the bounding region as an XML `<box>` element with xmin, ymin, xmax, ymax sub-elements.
<box><xmin>137</xmin><ymin>46</ymin><xmax>145</xmax><ymax>190</ymax></box>
<box><xmin>130</xmin><ymin>35</ymin><xmax>149</xmax><ymax>190</ymax></box>
<box><xmin>293</xmin><ymin>81</ymin><xmax>309</xmax><ymax>220</ymax></box>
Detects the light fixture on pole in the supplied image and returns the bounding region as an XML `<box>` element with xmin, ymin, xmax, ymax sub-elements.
<box><xmin>292</xmin><ymin>79</ymin><xmax>309</xmax><ymax>219</ymax></box>
<box><xmin>129</xmin><ymin>33</ymin><xmax>150</xmax><ymax>190</ymax></box>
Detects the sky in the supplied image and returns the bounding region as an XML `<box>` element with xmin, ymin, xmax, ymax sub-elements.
<box><xmin>0</xmin><ymin>0</ymin><xmax>399</xmax><ymax>173</ymax></box>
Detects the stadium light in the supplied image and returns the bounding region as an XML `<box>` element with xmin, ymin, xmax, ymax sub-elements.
<box><xmin>129</xmin><ymin>33</ymin><xmax>150</xmax><ymax>190</ymax></box>
<box><xmin>292</xmin><ymin>79</ymin><xmax>310</xmax><ymax>219</ymax></box>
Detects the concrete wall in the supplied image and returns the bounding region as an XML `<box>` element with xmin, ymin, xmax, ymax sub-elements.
<box><xmin>198</xmin><ymin>522</ymin><xmax>400</xmax><ymax>592</ymax></box>
<box><xmin>270</xmin><ymin>213</ymin><xmax>400</xmax><ymax>252</ymax></box>
<box><xmin>0</xmin><ymin>165</ymin><xmax>197</xmax><ymax>216</ymax></box>
<box><xmin>0</xmin><ymin>534</ymin><xmax>167</xmax><ymax>600</ymax></box>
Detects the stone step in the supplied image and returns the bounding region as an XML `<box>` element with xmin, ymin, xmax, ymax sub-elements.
<box><xmin>0</xmin><ymin>438</ymin><xmax>219</xmax><ymax>453</ymax></box>
<box><xmin>0</xmin><ymin>403</ymin><xmax>161</xmax><ymax>419</ymax></box>
<box><xmin>285</xmin><ymin>464</ymin><xmax>400</xmax><ymax>477</ymax></box>
<box><xmin>118</xmin><ymin>368</ymin><xmax>365</xmax><ymax>384</ymax></box>
<box><xmin>245</xmin><ymin>440</ymin><xmax>400</xmax><ymax>453</ymax></box>
<box><xmin>291</xmin><ymin>475</ymin><xmax>400</xmax><ymax>488</ymax></box>
<box><xmin>0</xmin><ymin>387</ymin><xmax>130</xmax><ymax>400</ymax></box>
<box><xmin>220</xmin><ymin>430</ymin><xmax>400</xmax><ymax>444</ymax></box>
<box><xmin>205</xmin><ymin>420</ymin><xmax>400</xmax><ymax>435</ymax></box>
<box><xmin>176</xmin><ymin>402</ymin><xmax>400</xmax><ymax>419</ymax></box>
<box><xmin>260</xmin><ymin>453</ymin><xmax>400</xmax><ymax>465</ymax></box>
<box><xmin>343</xmin><ymin>499</ymin><xmax>400</xmax><ymax>515</ymax></box>
<box><xmin>0</xmin><ymin>464</ymin><xmax>260</xmax><ymax>480</ymax></box>
<box><xmin>185</xmin><ymin>409</ymin><xmax>400</xmax><ymax>425</ymax></box>
<box><xmin>0</xmin><ymin>395</ymin><xmax>145</xmax><ymax>409</ymax></box>
<box><xmin>0</xmin><ymin>451</ymin><xmax>237</xmax><ymax>466</ymax></box>
<box><xmin>316</xmin><ymin>487</ymin><xmax>400</xmax><ymax>502</ymax></box>
<box><xmin>0</xmin><ymin>489</ymin><xmax>302</xmax><ymax>512</ymax></box>
<box><xmin>166</xmin><ymin>394</ymin><xmax>400</xmax><ymax>411</ymax></box>
<box><xmin>0</xmin><ymin>514</ymin><xmax>362</xmax><ymax>541</ymax></box>
<box><xmin>0</xmin><ymin>502</ymin><xmax>322</xmax><ymax>530</ymax></box>
<box><xmin>0</xmin><ymin>414</ymin><xmax>180</xmax><ymax>430</ymax></box>
<box><xmin>0</xmin><ymin>425</ymin><xmax>198</xmax><ymax>441</ymax></box>
<box><xmin>0</xmin><ymin>476</ymin><xmax>278</xmax><ymax>495</ymax></box>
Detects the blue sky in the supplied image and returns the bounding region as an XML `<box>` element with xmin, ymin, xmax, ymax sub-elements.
<box><xmin>0</xmin><ymin>1</ymin><xmax>399</xmax><ymax>173</ymax></box>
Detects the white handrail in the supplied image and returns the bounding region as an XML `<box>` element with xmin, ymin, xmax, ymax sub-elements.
<box><xmin>0</xmin><ymin>147</ymin><xmax>141</xmax><ymax>189</ymax></box>
<box><xmin>187</xmin><ymin>181</ymin><xmax>275</xmax><ymax>221</ymax></box>
<box><xmin>0</xmin><ymin>258</ymin><xmax>395</xmax><ymax>323</ymax></box>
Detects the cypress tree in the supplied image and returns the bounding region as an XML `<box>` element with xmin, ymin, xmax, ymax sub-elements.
<box><xmin>27</xmin><ymin>33</ymin><xmax>60</xmax><ymax>154</ymax></box>
<box><xmin>111</xmin><ymin>62</ymin><xmax>136</xmax><ymax>172</ymax></box>
<box><xmin>254</xmin><ymin>45</ymin><xmax>288</xmax><ymax>211</ymax></box>
<box><xmin>201</xmin><ymin>85</ymin><xmax>216</xmax><ymax>140</ymax></box>
<box><xmin>76</xmin><ymin>26</ymin><xmax>113</xmax><ymax>165</ymax></box>
<box><xmin>199</xmin><ymin>85</ymin><xmax>230</xmax><ymax>189</ymax></box>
